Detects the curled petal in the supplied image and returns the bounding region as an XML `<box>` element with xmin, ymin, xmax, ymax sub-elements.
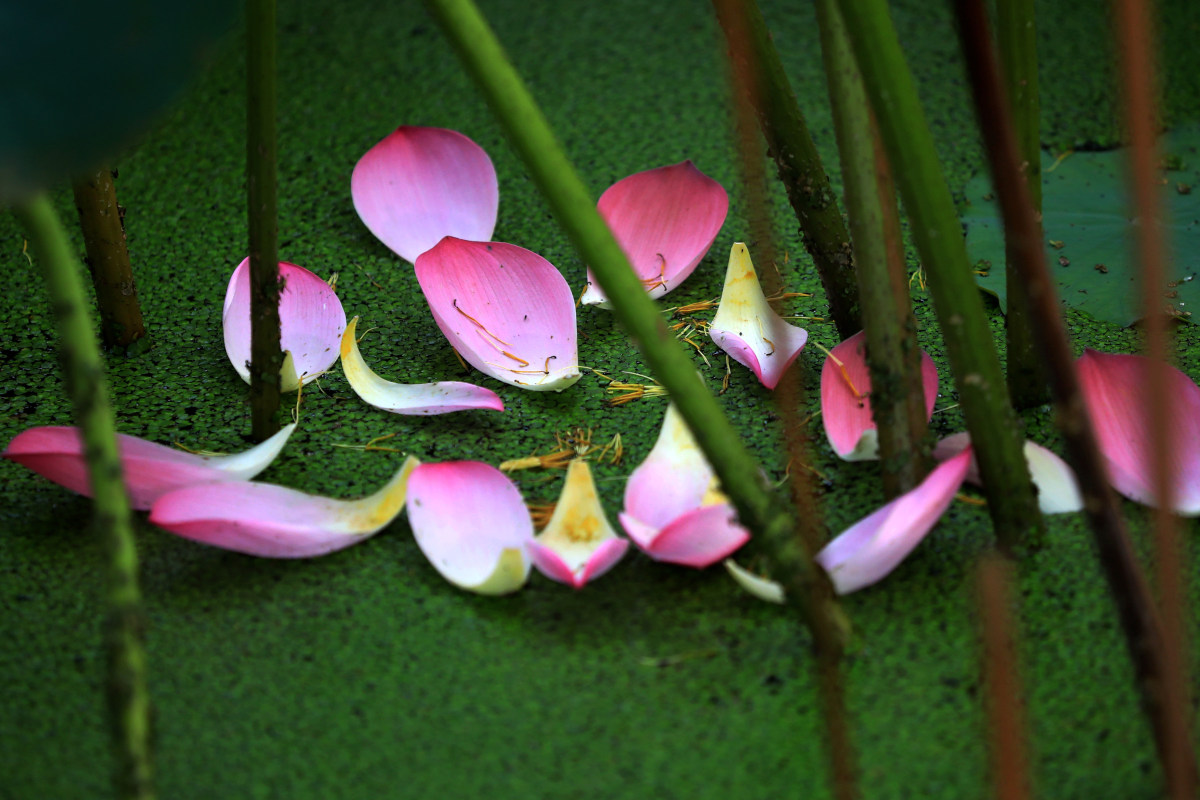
<box><xmin>620</xmin><ymin>504</ymin><xmax>749</xmax><ymax>568</ymax></box>
<box><xmin>821</xmin><ymin>330</ymin><xmax>939</xmax><ymax>460</ymax></box>
<box><xmin>1077</xmin><ymin>349</ymin><xmax>1200</xmax><ymax>515</ymax></box>
<box><xmin>415</xmin><ymin>237</ymin><xmax>580</xmax><ymax>391</ymax></box>
<box><xmin>724</xmin><ymin>559</ymin><xmax>786</xmax><ymax>605</ymax></box>
<box><xmin>528</xmin><ymin>459</ymin><xmax>628</xmax><ymax>588</ymax></box>
<box><xmin>623</xmin><ymin>402</ymin><xmax>714</xmax><ymax>529</ymax></box>
<box><xmin>340</xmin><ymin>317</ymin><xmax>504</xmax><ymax>415</ymax></box>
<box><xmin>581</xmin><ymin>160</ymin><xmax>728</xmax><ymax>306</ymax></box>
<box><xmin>2</xmin><ymin>423</ymin><xmax>295</xmax><ymax>511</ymax></box>
<box><xmin>709</xmin><ymin>243</ymin><xmax>807</xmax><ymax>390</ymax></box>
<box><xmin>223</xmin><ymin>259</ymin><xmax>346</xmax><ymax>392</ymax></box>
<box><xmin>815</xmin><ymin>449</ymin><xmax>972</xmax><ymax>594</ymax></box>
<box><xmin>351</xmin><ymin>126</ymin><xmax>499</xmax><ymax>263</ymax></box>
<box><xmin>149</xmin><ymin>456</ymin><xmax>419</xmax><ymax>558</ymax></box>
<box><xmin>933</xmin><ymin>432</ymin><xmax>1083</xmax><ymax>514</ymax></box>
<box><xmin>406</xmin><ymin>461</ymin><xmax>533</xmax><ymax>595</ymax></box>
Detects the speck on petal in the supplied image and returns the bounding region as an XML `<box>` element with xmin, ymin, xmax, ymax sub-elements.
<box><xmin>415</xmin><ymin>237</ymin><xmax>580</xmax><ymax>392</ymax></box>
<box><xmin>933</xmin><ymin>432</ymin><xmax>1083</xmax><ymax>514</ymax></box>
<box><xmin>2</xmin><ymin>423</ymin><xmax>296</xmax><ymax>510</ymax></box>
<box><xmin>528</xmin><ymin>459</ymin><xmax>628</xmax><ymax>588</ymax></box>
<box><xmin>339</xmin><ymin>316</ymin><xmax>504</xmax><ymax>415</ymax></box>
<box><xmin>821</xmin><ymin>330</ymin><xmax>939</xmax><ymax>461</ymax></box>
<box><xmin>724</xmin><ymin>559</ymin><xmax>786</xmax><ymax>604</ymax></box>
<box><xmin>709</xmin><ymin>242</ymin><xmax>807</xmax><ymax>390</ymax></box>
<box><xmin>148</xmin><ymin>455</ymin><xmax>419</xmax><ymax>558</ymax></box>
<box><xmin>351</xmin><ymin>126</ymin><xmax>499</xmax><ymax>263</ymax></box>
<box><xmin>223</xmin><ymin>259</ymin><xmax>347</xmax><ymax>392</ymax></box>
<box><xmin>581</xmin><ymin>160</ymin><xmax>728</xmax><ymax>307</ymax></box>
<box><xmin>405</xmin><ymin>461</ymin><xmax>533</xmax><ymax>595</ymax></box>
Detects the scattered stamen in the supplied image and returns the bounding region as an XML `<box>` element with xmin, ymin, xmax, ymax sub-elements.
<box><xmin>956</xmin><ymin>492</ymin><xmax>987</xmax><ymax>506</ymax></box>
<box><xmin>21</xmin><ymin>239</ymin><xmax>32</xmax><ymax>266</ymax></box>
<box><xmin>1046</xmin><ymin>149</ymin><xmax>1074</xmax><ymax>173</ymax></box>
<box><xmin>762</xmin><ymin>336</ymin><xmax>776</xmax><ymax>357</ymax></box>
<box><xmin>813</xmin><ymin>342</ymin><xmax>864</xmax><ymax>401</ymax></box>
<box><xmin>326</xmin><ymin>271</ymin><xmax>339</xmax><ymax>292</ymax></box>
<box><xmin>527</xmin><ymin>503</ymin><xmax>557</xmax><ymax>530</ymax></box>
<box><xmin>720</xmin><ymin>355</ymin><xmax>732</xmax><ymax>394</ymax></box>
<box><xmin>453</xmin><ymin>298</ymin><xmax>514</xmax><ymax>347</ymax></box>
<box><xmin>331</xmin><ymin>432</ymin><xmax>405</xmax><ymax>454</ymax></box>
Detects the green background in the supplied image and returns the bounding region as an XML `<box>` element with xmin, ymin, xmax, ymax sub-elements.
<box><xmin>2</xmin><ymin>0</ymin><xmax>1198</xmax><ymax>797</ymax></box>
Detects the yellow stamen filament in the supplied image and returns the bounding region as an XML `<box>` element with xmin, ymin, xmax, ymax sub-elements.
<box><xmin>812</xmin><ymin>342</ymin><xmax>864</xmax><ymax>400</ymax></box>
<box><xmin>956</xmin><ymin>492</ymin><xmax>987</xmax><ymax>506</ymax></box>
<box><xmin>1046</xmin><ymin>149</ymin><xmax>1073</xmax><ymax>172</ymax></box>
<box><xmin>331</xmin><ymin>433</ymin><xmax>405</xmax><ymax>454</ymax></box>
<box><xmin>762</xmin><ymin>336</ymin><xmax>776</xmax><ymax>357</ymax></box>
<box><xmin>326</xmin><ymin>271</ymin><xmax>339</xmax><ymax>292</ymax></box>
<box><xmin>669</xmin><ymin>298</ymin><xmax>719</xmax><ymax>315</ymax></box>
<box><xmin>453</xmin><ymin>298</ymin><xmax>513</xmax><ymax>347</ymax></box>
<box><xmin>641</xmin><ymin>252</ymin><xmax>668</xmax><ymax>290</ymax></box>
<box><xmin>502</xmin><ymin>351</ymin><xmax>530</xmax><ymax>367</ymax></box>
<box><xmin>720</xmin><ymin>355</ymin><xmax>732</xmax><ymax>394</ymax></box>
<box><xmin>527</xmin><ymin>503</ymin><xmax>557</xmax><ymax>530</ymax></box>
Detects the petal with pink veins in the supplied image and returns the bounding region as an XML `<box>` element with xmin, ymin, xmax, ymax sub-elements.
<box><xmin>528</xmin><ymin>459</ymin><xmax>628</xmax><ymax>588</ymax></box>
<box><xmin>415</xmin><ymin>237</ymin><xmax>580</xmax><ymax>391</ymax></box>
<box><xmin>1077</xmin><ymin>349</ymin><xmax>1200</xmax><ymax>515</ymax></box>
<box><xmin>340</xmin><ymin>317</ymin><xmax>504</xmax><ymax>415</ymax></box>
<box><xmin>815</xmin><ymin>448</ymin><xmax>972</xmax><ymax>594</ymax></box>
<box><xmin>2</xmin><ymin>423</ymin><xmax>296</xmax><ymax>510</ymax></box>
<box><xmin>709</xmin><ymin>243</ymin><xmax>808</xmax><ymax>390</ymax></box>
<box><xmin>933</xmin><ymin>432</ymin><xmax>1083</xmax><ymax>514</ymax></box>
<box><xmin>223</xmin><ymin>259</ymin><xmax>347</xmax><ymax>392</ymax></box>
<box><xmin>580</xmin><ymin>160</ymin><xmax>728</xmax><ymax>307</ymax></box>
<box><xmin>148</xmin><ymin>455</ymin><xmax>419</xmax><ymax>558</ymax></box>
<box><xmin>406</xmin><ymin>461</ymin><xmax>533</xmax><ymax>595</ymax></box>
<box><xmin>821</xmin><ymin>330</ymin><xmax>939</xmax><ymax>461</ymax></box>
<box><xmin>351</xmin><ymin>126</ymin><xmax>499</xmax><ymax>263</ymax></box>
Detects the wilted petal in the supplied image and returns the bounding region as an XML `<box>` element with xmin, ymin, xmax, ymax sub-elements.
<box><xmin>933</xmin><ymin>432</ymin><xmax>1083</xmax><ymax>514</ymax></box>
<box><xmin>821</xmin><ymin>330</ymin><xmax>939</xmax><ymax>461</ymax></box>
<box><xmin>815</xmin><ymin>448</ymin><xmax>972</xmax><ymax>594</ymax></box>
<box><xmin>340</xmin><ymin>317</ymin><xmax>504</xmax><ymax>415</ymax></box>
<box><xmin>1077</xmin><ymin>349</ymin><xmax>1200</xmax><ymax>515</ymax></box>
<box><xmin>620</xmin><ymin>504</ymin><xmax>748</xmax><ymax>568</ymax></box>
<box><xmin>406</xmin><ymin>461</ymin><xmax>533</xmax><ymax>595</ymax></box>
<box><xmin>149</xmin><ymin>455</ymin><xmax>419</xmax><ymax>558</ymax></box>
<box><xmin>415</xmin><ymin>237</ymin><xmax>580</xmax><ymax>391</ymax></box>
<box><xmin>351</xmin><ymin>126</ymin><xmax>499</xmax><ymax>263</ymax></box>
<box><xmin>724</xmin><ymin>559</ymin><xmax>786</xmax><ymax>605</ymax></box>
<box><xmin>580</xmin><ymin>160</ymin><xmax>728</xmax><ymax>306</ymax></box>
<box><xmin>223</xmin><ymin>259</ymin><xmax>347</xmax><ymax>392</ymax></box>
<box><xmin>709</xmin><ymin>243</ymin><xmax>808</xmax><ymax>390</ymax></box>
<box><xmin>528</xmin><ymin>459</ymin><xmax>628</xmax><ymax>588</ymax></box>
<box><xmin>2</xmin><ymin>423</ymin><xmax>295</xmax><ymax>511</ymax></box>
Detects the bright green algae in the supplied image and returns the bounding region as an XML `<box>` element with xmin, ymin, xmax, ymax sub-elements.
<box><xmin>2</xmin><ymin>0</ymin><xmax>1199</xmax><ymax>797</ymax></box>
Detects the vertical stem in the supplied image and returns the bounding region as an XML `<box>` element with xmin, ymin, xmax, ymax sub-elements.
<box><xmin>246</xmin><ymin>0</ymin><xmax>282</xmax><ymax>441</ymax></box>
<box><xmin>72</xmin><ymin>167</ymin><xmax>149</xmax><ymax>353</ymax></box>
<box><xmin>14</xmin><ymin>195</ymin><xmax>155</xmax><ymax>800</ymax></box>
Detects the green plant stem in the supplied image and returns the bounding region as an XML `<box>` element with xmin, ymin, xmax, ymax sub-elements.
<box><xmin>14</xmin><ymin>195</ymin><xmax>154</xmax><ymax>800</ymax></box>
<box><xmin>710</xmin><ymin>0</ymin><xmax>861</xmax><ymax>339</ymax></box>
<box><xmin>422</xmin><ymin>0</ymin><xmax>849</xmax><ymax>651</ymax></box>
<box><xmin>832</xmin><ymin>0</ymin><xmax>1042</xmax><ymax>552</ymax></box>
<box><xmin>246</xmin><ymin>0</ymin><xmax>282</xmax><ymax>441</ymax></box>
<box><xmin>995</xmin><ymin>0</ymin><xmax>1049</xmax><ymax>410</ymax></box>
<box><xmin>815</xmin><ymin>0</ymin><xmax>929</xmax><ymax>497</ymax></box>
<box><xmin>71</xmin><ymin>167</ymin><xmax>149</xmax><ymax>353</ymax></box>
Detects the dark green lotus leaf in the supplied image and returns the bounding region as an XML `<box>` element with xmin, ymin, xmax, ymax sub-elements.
<box><xmin>964</xmin><ymin>124</ymin><xmax>1200</xmax><ymax>327</ymax></box>
<box><xmin>0</xmin><ymin>0</ymin><xmax>237</xmax><ymax>205</ymax></box>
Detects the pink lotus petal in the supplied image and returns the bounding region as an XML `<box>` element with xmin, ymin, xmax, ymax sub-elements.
<box><xmin>415</xmin><ymin>237</ymin><xmax>580</xmax><ymax>391</ymax></box>
<box><xmin>815</xmin><ymin>448</ymin><xmax>972</xmax><ymax>594</ymax></box>
<box><xmin>340</xmin><ymin>316</ymin><xmax>504</xmax><ymax>415</ymax></box>
<box><xmin>1077</xmin><ymin>349</ymin><xmax>1200</xmax><ymax>515</ymax></box>
<box><xmin>580</xmin><ymin>160</ymin><xmax>728</xmax><ymax>306</ymax></box>
<box><xmin>223</xmin><ymin>259</ymin><xmax>347</xmax><ymax>392</ymax></box>
<box><xmin>149</xmin><ymin>456</ymin><xmax>418</xmax><ymax>558</ymax></box>
<box><xmin>619</xmin><ymin>504</ymin><xmax>749</xmax><ymax>568</ymax></box>
<box><xmin>623</xmin><ymin>403</ymin><xmax>714</xmax><ymax>529</ymax></box>
<box><xmin>933</xmin><ymin>432</ymin><xmax>1083</xmax><ymax>514</ymax></box>
<box><xmin>528</xmin><ymin>459</ymin><xmax>628</xmax><ymax>588</ymax></box>
<box><xmin>406</xmin><ymin>461</ymin><xmax>533</xmax><ymax>594</ymax></box>
<box><xmin>2</xmin><ymin>423</ymin><xmax>295</xmax><ymax>510</ymax></box>
<box><xmin>709</xmin><ymin>242</ymin><xmax>808</xmax><ymax>390</ymax></box>
<box><xmin>821</xmin><ymin>330</ymin><xmax>939</xmax><ymax>460</ymax></box>
<box><xmin>351</xmin><ymin>126</ymin><xmax>499</xmax><ymax>263</ymax></box>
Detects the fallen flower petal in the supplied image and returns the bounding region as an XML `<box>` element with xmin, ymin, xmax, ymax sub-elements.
<box><xmin>821</xmin><ymin>330</ymin><xmax>938</xmax><ymax>461</ymax></box>
<box><xmin>415</xmin><ymin>237</ymin><xmax>580</xmax><ymax>391</ymax></box>
<box><xmin>149</xmin><ymin>455</ymin><xmax>419</xmax><ymax>558</ymax></box>
<box><xmin>351</xmin><ymin>126</ymin><xmax>499</xmax><ymax>263</ymax></box>
<box><xmin>223</xmin><ymin>258</ymin><xmax>346</xmax><ymax>392</ymax></box>
<box><xmin>620</xmin><ymin>504</ymin><xmax>748</xmax><ymax>568</ymax></box>
<box><xmin>528</xmin><ymin>459</ymin><xmax>628</xmax><ymax>588</ymax></box>
<box><xmin>2</xmin><ymin>423</ymin><xmax>296</xmax><ymax>510</ymax></box>
<box><xmin>1077</xmin><ymin>349</ymin><xmax>1200</xmax><ymax>515</ymax></box>
<box><xmin>709</xmin><ymin>242</ymin><xmax>808</xmax><ymax>390</ymax></box>
<box><xmin>340</xmin><ymin>316</ymin><xmax>504</xmax><ymax>415</ymax></box>
<box><xmin>581</xmin><ymin>160</ymin><xmax>728</xmax><ymax>306</ymax></box>
<box><xmin>406</xmin><ymin>461</ymin><xmax>533</xmax><ymax>595</ymax></box>
<box><xmin>933</xmin><ymin>432</ymin><xmax>1083</xmax><ymax>514</ymax></box>
<box><xmin>724</xmin><ymin>559</ymin><xmax>786</xmax><ymax>605</ymax></box>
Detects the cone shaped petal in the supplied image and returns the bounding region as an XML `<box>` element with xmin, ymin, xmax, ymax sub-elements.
<box><xmin>528</xmin><ymin>460</ymin><xmax>628</xmax><ymax>588</ymax></box>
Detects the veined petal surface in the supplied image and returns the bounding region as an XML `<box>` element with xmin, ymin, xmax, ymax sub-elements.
<box><xmin>148</xmin><ymin>456</ymin><xmax>419</xmax><ymax>558</ymax></box>
<box><xmin>709</xmin><ymin>242</ymin><xmax>807</xmax><ymax>390</ymax></box>
<box><xmin>821</xmin><ymin>330</ymin><xmax>939</xmax><ymax>460</ymax></box>
<box><xmin>528</xmin><ymin>460</ymin><xmax>628</xmax><ymax>588</ymax></box>
<box><xmin>581</xmin><ymin>160</ymin><xmax>728</xmax><ymax>306</ymax></box>
<box><xmin>415</xmin><ymin>237</ymin><xmax>580</xmax><ymax>391</ymax></box>
<box><xmin>406</xmin><ymin>461</ymin><xmax>533</xmax><ymax>595</ymax></box>
<box><xmin>2</xmin><ymin>423</ymin><xmax>295</xmax><ymax>510</ymax></box>
<box><xmin>351</xmin><ymin>126</ymin><xmax>499</xmax><ymax>263</ymax></box>
<box><xmin>223</xmin><ymin>259</ymin><xmax>346</xmax><ymax>392</ymax></box>
<box><xmin>933</xmin><ymin>432</ymin><xmax>1083</xmax><ymax>514</ymax></box>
